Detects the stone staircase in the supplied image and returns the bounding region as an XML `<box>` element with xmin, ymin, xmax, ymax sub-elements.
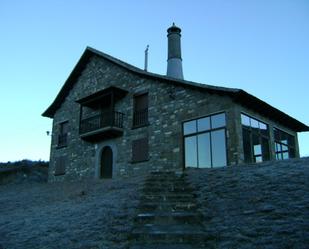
<box><xmin>128</xmin><ymin>171</ymin><xmax>207</xmax><ymax>249</ymax></box>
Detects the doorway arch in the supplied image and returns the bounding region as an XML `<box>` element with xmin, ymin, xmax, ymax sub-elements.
<box><xmin>100</xmin><ymin>146</ymin><xmax>113</xmax><ymax>178</ymax></box>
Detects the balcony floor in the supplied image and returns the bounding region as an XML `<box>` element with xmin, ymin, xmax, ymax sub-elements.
<box><xmin>80</xmin><ymin>126</ymin><xmax>123</xmax><ymax>142</ymax></box>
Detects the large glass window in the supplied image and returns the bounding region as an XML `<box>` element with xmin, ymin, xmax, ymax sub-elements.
<box><xmin>274</xmin><ymin>128</ymin><xmax>295</xmax><ymax>160</ymax></box>
<box><xmin>183</xmin><ymin>112</ymin><xmax>227</xmax><ymax>168</ymax></box>
<box><xmin>241</xmin><ymin>114</ymin><xmax>270</xmax><ymax>163</ymax></box>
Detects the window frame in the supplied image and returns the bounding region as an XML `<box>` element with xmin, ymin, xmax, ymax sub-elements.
<box><xmin>131</xmin><ymin>137</ymin><xmax>149</xmax><ymax>163</ymax></box>
<box><xmin>182</xmin><ymin>112</ymin><xmax>228</xmax><ymax>169</ymax></box>
<box><xmin>54</xmin><ymin>156</ymin><xmax>66</xmax><ymax>176</ymax></box>
<box><xmin>273</xmin><ymin>127</ymin><xmax>296</xmax><ymax>160</ymax></box>
<box><xmin>57</xmin><ymin>121</ymin><xmax>69</xmax><ymax>148</ymax></box>
<box><xmin>241</xmin><ymin>113</ymin><xmax>270</xmax><ymax>163</ymax></box>
<box><xmin>132</xmin><ymin>92</ymin><xmax>149</xmax><ymax>128</ymax></box>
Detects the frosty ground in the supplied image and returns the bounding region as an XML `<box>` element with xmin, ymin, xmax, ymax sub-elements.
<box><xmin>0</xmin><ymin>158</ymin><xmax>308</xmax><ymax>249</ymax></box>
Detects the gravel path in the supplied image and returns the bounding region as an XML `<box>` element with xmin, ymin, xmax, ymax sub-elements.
<box><xmin>0</xmin><ymin>176</ymin><xmax>144</xmax><ymax>249</ymax></box>
<box><xmin>188</xmin><ymin>157</ymin><xmax>309</xmax><ymax>249</ymax></box>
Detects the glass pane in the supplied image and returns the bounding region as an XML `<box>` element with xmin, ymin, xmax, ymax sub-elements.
<box><xmin>288</xmin><ymin>135</ymin><xmax>295</xmax><ymax>147</ymax></box>
<box><xmin>252</xmin><ymin>133</ymin><xmax>262</xmax><ymax>160</ymax></box>
<box><xmin>241</xmin><ymin>114</ymin><xmax>250</xmax><ymax>127</ymax></box>
<box><xmin>183</xmin><ymin>120</ymin><xmax>196</xmax><ymax>135</ymax></box>
<box><xmin>283</xmin><ymin>152</ymin><xmax>289</xmax><ymax>160</ymax></box>
<box><xmin>259</xmin><ymin>122</ymin><xmax>269</xmax><ymax>137</ymax></box>
<box><xmin>243</xmin><ymin>128</ymin><xmax>252</xmax><ymax>163</ymax></box>
<box><xmin>255</xmin><ymin>156</ymin><xmax>263</xmax><ymax>163</ymax></box>
<box><xmin>289</xmin><ymin>148</ymin><xmax>296</xmax><ymax>158</ymax></box>
<box><xmin>275</xmin><ymin>142</ymin><xmax>281</xmax><ymax>152</ymax></box>
<box><xmin>254</xmin><ymin>144</ymin><xmax>261</xmax><ymax>156</ymax></box>
<box><xmin>211</xmin><ymin>129</ymin><xmax>227</xmax><ymax>167</ymax></box>
<box><xmin>185</xmin><ymin>136</ymin><xmax>197</xmax><ymax>167</ymax></box>
<box><xmin>282</xmin><ymin>144</ymin><xmax>289</xmax><ymax>152</ymax></box>
<box><xmin>197</xmin><ymin>117</ymin><xmax>210</xmax><ymax>132</ymax></box>
<box><xmin>251</xmin><ymin>118</ymin><xmax>259</xmax><ymax>129</ymax></box>
<box><xmin>211</xmin><ymin>113</ymin><xmax>226</xmax><ymax>129</ymax></box>
<box><xmin>274</xmin><ymin>128</ymin><xmax>280</xmax><ymax>141</ymax></box>
<box><xmin>198</xmin><ymin>133</ymin><xmax>211</xmax><ymax>168</ymax></box>
<box><xmin>280</xmin><ymin>132</ymin><xmax>288</xmax><ymax>145</ymax></box>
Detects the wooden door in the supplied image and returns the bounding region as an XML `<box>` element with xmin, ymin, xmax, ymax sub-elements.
<box><xmin>101</xmin><ymin>146</ymin><xmax>113</xmax><ymax>178</ymax></box>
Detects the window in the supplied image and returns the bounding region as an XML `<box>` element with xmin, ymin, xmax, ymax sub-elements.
<box><xmin>183</xmin><ymin>112</ymin><xmax>227</xmax><ymax>168</ymax></box>
<box><xmin>132</xmin><ymin>137</ymin><xmax>149</xmax><ymax>162</ymax></box>
<box><xmin>241</xmin><ymin>114</ymin><xmax>270</xmax><ymax>163</ymax></box>
<box><xmin>133</xmin><ymin>93</ymin><xmax>148</xmax><ymax>127</ymax></box>
<box><xmin>54</xmin><ymin>156</ymin><xmax>66</xmax><ymax>176</ymax></box>
<box><xmin>58</xmin><ymin>121</ymin><xmax>68</xmax><ymax>147</ymax></box>
<box><xmin>274</xmin><ymin>128</ymin><xmax>295</xmax><ymax>160</ymax></box>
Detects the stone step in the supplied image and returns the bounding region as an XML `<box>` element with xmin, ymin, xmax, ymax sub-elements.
<box><xmin>130</xmin><ymin>243</ymin><xmax>205</xmax><ymax>249</ymax></box>
<box><xmin>141</xmin><ymin>193</ymin><xmax>196</xmax><ymax>202</ymax></box>
<box><xmin>142</xmin><ymin>186</ymin><xmax>195</xmax><ymax>193</ymax></box>
<box><xmin>145</xmin><ymin>177</ymin><xmax>188</xmax><ymax>184</ymax></box>
<box><xmin>149</xmin><ymin>171</ymin><xmax>182</xmax><ymax>176</ymax></box>
<box><xmin>135</xmin><ymin>211</ymin><xmax>202</xmax><ymax>224</ymax></box>
<box><xmin>131</xmin><ymin>224</ymin><xmax>206</xmax><ymax>244</ymax></box>
<box><xmin>138</xmin><ymin>201</ymin><xmax>198</xmax><ymax>211</ymax></box>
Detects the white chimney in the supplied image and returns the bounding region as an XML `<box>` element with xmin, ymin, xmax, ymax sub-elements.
<box><xmin>166</xmin><ymin>23</ymin><xmax>184</xmax><ymax>80</ymax></box>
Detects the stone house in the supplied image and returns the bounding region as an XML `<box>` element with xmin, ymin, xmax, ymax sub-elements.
<box><xmin>43</xmin><ymin>24</ymin><xmax>309</xmax><ymax>182</ymax></box>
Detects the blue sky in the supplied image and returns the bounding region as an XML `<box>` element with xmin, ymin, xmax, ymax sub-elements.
<box><xmin>0</xmin><ymin>0</ymin><xmax>308</xmax><ymax>162</ymax></box>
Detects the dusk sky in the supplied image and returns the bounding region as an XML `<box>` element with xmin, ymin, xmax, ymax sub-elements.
<box><xmin>0</xmin><ymin>0</ymin><xmax>308</xmax><ymax>162</ymax></box>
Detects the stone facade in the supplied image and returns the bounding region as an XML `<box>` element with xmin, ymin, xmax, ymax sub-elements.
<box><xmin>44</xmin><ymin>48</ymin><xmax>306</xmax><ymax>182</ymax></box>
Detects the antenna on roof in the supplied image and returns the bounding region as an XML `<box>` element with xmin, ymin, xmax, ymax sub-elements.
<box><xmin>144</xmin><ymin>45</ymin><xmax>149</xmax><ymax>71</ymax></box>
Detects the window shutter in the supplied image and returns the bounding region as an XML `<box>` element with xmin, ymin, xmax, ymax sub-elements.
<box><xmin>132</xmin><ymin>137</ymin><xmax>149</xmax><ymax>162</ymax></box>
<box><xmin>54</xmin><ymin>156</ymin><xmax>66</xmax><ymax>176</ymax></box>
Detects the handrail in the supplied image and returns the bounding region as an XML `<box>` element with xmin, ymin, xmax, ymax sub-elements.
<box><xmin>80</xmin><ymin>111</ymin><xmax>124</xmax><ymax>134</ymax></box>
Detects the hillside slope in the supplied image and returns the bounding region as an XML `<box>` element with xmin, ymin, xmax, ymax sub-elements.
<box><xmin>0</xmin><ymin>158</ymin><xmax>308</xmax><ymax>249</ymax></box>
<box><xmin>188</xmin><ymin>157</ymin><xmax>309</xmax><ymax>249</ymax></box>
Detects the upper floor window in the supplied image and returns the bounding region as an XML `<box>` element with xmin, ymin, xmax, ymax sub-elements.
<box><xmin>274</xmin><ymin>128</ymin><xmax>295</xmax><ymax>160</ymax></box>
<box><xmin>183</xmin><ymin>112</ymin><xmax>227</xmax><ymax>168</ymax></box>
<box><xmin>58</xmin><ymin>121</ymin><xmax>68</xmax><ymax>148</ymax></box>
<box><xmin>241</xmin><ymin>114</ymin><xmax>270</xmax><ymax>163</ymax></box>
<box><xmin>133</xmin><ymin>93</ymin><xmax>148</xmax><ymax>128</ymax></box>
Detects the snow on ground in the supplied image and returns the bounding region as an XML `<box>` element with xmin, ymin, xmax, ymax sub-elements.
<box><xmin>0</xmin><ymin>176</ymin><xmax>144</xmax><ymax>249</ymax></box>
<box><xmin>188</xmin><ymin>157</ymin><xmax>309</xmax><ymax>249</ymax></box>
<box><xmin>0</xmin><ymin>158</ymin><xmax>308</xmax><ymax>249</ymax></box>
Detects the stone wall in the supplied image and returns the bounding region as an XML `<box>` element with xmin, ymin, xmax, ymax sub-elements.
<box><xmin>48</xmin><ymin>54</ymin><xmax>300</xmax><ymax>182</ymax></box>
<box><xmin>48</xmin><ymin>55</ymin><xmax>239</xmax><ymax>181</ymax></box>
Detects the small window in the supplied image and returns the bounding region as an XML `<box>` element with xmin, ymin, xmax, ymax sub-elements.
<box><xmin>132</xmin><ymin>137</ymin><xmax>149</xmax><ymax>162</ymax></box>
<box><xmin>133</xmin><ymin>93</ymin><xmax>148</xmax><ymax>127</ymax></box>
<box><xmin>54</xmin><ymin>156</ymin><xmax>66</xmax><ymax>176</ymax></box>
<box><xmin>58</xmin><ymin>121</ymin><xmax>68</xmax><ymax>147</ymax></box>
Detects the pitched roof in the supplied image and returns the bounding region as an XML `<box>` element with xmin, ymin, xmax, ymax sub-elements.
<box><xmin>42</xmin><ymin>47</ymin><xmax>309</xmax><ymax>132</ymax></box>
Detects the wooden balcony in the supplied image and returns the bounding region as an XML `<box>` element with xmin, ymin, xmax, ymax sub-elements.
<box><xmin>79</xmin><ymin>111</ymin><xmax>124</xmax><ymax>142</ymax></box>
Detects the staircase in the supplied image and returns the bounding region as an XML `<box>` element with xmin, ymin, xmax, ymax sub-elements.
<box><xmin>129</xmin><ymin>171</ymin><xmax>207</xmax><ymax>249</ymax></box>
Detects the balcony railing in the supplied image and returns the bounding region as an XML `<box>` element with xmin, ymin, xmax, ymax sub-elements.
<box><xmin>133</xmin><ymin>109</ymin><xmax>148</xmax><ymax>127</ymax></box>
<box><xmin>80</xmin><ymin>111</ymin><xmax>124</xmax><ymax>135</ymax></box>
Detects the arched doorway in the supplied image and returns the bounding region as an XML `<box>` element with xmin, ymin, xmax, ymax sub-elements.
<box><xmin>100</xmin><ymin>146</ymin><xmax>113</xmax><ymax>178</ymax></box>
